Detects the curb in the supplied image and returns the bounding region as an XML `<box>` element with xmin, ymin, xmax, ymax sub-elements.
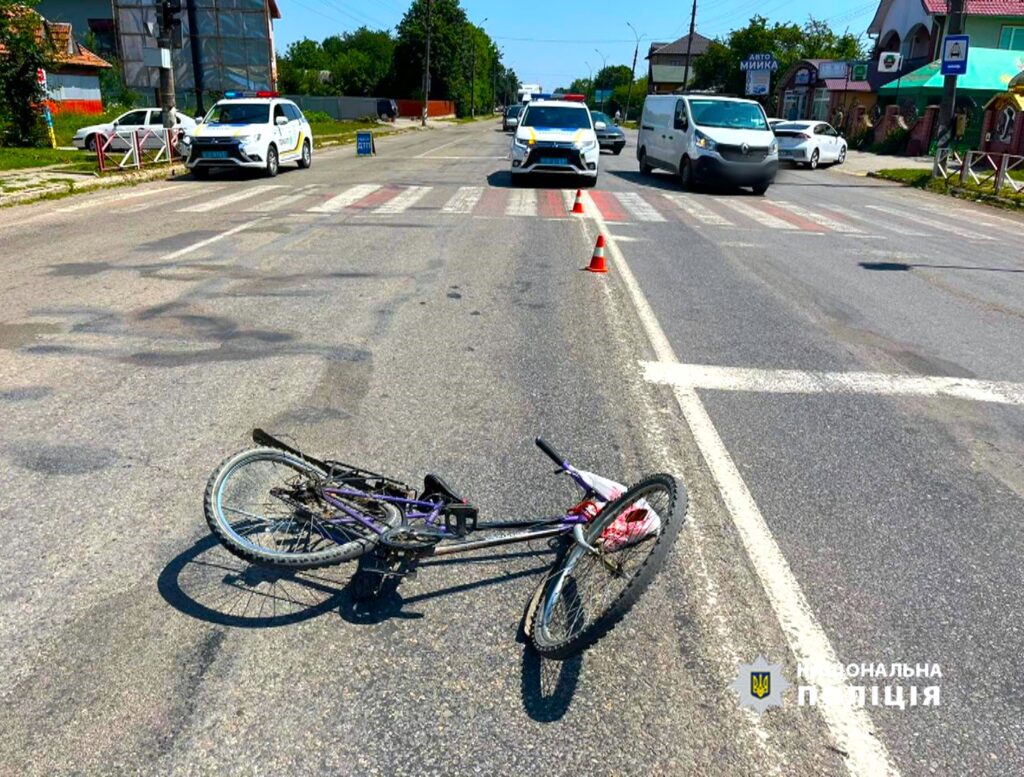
<box><xmin>0</xmin><ymin>163</ymin><xmax>188</xmax><ymax>209</ymax></box>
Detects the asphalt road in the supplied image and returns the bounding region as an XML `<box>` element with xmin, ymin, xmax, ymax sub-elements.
<box><xmin>0</xmin><ymin>120</ymin><xmax>1021</xmax><ymax>776</ymax></box>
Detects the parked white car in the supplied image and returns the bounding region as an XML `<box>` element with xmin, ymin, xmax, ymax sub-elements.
<box><xmin>181</xmin><ymin>93</ymin><xmax>313</xmax><ymax>178</ymax></box>
<box><xmin>637</xmin><ymin>94</ymin><xmax>778</xmax><ymax>194</ymax></box>
<box><xmin>773</xmin><ymin>120</ymin><xmax>847</xmax><ymax>169</ymax></box>
<box><xmin>72</xmin><ymin>108</ymin><xmax>196</xmax><ymax>152</ymax></box>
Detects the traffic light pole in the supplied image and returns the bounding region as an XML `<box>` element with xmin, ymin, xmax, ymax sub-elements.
<box><xmin>158</xmin><ymin>0</ymin><xmax>182</xmax><ymax>130</ymax></box>
<box><xmin>936</xmin><ymin>0</ymin><xmax>965</xmax><ymax>147</ymax></box>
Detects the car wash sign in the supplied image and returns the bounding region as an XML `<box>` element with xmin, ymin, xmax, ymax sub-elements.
<box><xmin>741</xmin><ymin>54</ymin><xmax>778</xmax><ymax>96</ymax></box>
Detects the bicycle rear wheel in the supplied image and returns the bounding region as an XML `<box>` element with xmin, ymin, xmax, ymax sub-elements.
<box><xmin>528</xmin><ymin>473</ymin><xmax>687</xmax><ymax>659</ymax></box>
<box><xmin>204</xmin><ymin>447</ymin><xmax>400</xmax><ymax>570</ymax></box>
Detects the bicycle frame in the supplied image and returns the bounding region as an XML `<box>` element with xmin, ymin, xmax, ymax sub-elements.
<box><xmin>316</xmin><ymin>451</ymin><xmax>608</xmax><ymax>558</ymax></box>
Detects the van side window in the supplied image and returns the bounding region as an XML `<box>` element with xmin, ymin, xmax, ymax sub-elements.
<box><xmin>674</xmin><ymin>100</ymin><xmax>688</xmax><ymax>130</ymax></box>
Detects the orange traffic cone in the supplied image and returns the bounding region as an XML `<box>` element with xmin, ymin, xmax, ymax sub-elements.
<box><xmin>586</xmin><ymin>235</ymin><xmax>608</xmax><ymax>273</ymax></box>
<box><xmin>571</xmin><ymin>188</ymin><xmax>585</xmax><ymax>215</ymax></box>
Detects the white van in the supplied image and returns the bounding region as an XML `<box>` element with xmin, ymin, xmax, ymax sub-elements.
<box><xmin>637</xmin><ymin>95</ymin><xmax>778</xmax><ymax>194</ymax></box>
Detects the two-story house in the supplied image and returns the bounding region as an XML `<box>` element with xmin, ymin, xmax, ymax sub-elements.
<box><xmin>646</xmin><ymin>32</ymin><xmax>712</xmax><ymax>93</ymax></box>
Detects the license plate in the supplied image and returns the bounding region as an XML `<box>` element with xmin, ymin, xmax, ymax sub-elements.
<box><xmin>540</xmin><ymin>157</ymin><xmax>569</xmax><ymax>166</ymax></box>
<box><xmin>779</xmin><ymin>150</ymin><xmax>792</xmax><ymax>157</ymax></box>
<box><xmin>204</xmin><ymin>150</ymin><xmax>228</xmax><ymax>159</ymax></box>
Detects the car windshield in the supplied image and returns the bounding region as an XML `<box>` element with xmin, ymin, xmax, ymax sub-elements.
<box><xmin>688</xmin><ymin>100</ymin><xmax>768</xmax><ymax>130</ymax></box>
<box><xmin>205</xmin><ymin>103</ymin><xmax>270</xmax><ymax>125</ymax></box>
<box><xmin>521</xmin><ymin>106</ymin><xmax>591</xmax><ymax>130</ymax></box>
<box><xmin>591</xmin><ymin>112</ymin><xmax>610</xmax><ymax>124</ymax></box>
<box><xmin>507</xmin><ymin>105</ymin><xmax>522</xmax><ymax>117</ymax></box>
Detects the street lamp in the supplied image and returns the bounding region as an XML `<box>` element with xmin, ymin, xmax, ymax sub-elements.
<box><xmin>471</xmin><ymin>16</ymin><xmax>488</xmax><ymax>118</ymax></box>
<box><xmin>594</xmin><ymin>48</ymin><xmax>608</xmax><ymax>111</ymax></box>
<box><xmin>624</xmin><ymin>22</ymin><xmax>645</xmax><ymax>122</ymax></box>
<box><xmin>422</xmin><ymin>0</ymin><xmax>432</xmax><ymax>127</ymax></box>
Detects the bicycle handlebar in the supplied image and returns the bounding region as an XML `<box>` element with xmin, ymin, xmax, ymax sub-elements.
<box><xmin>535</xmin><ymin>437</ymin><xmax>567</xmax><ymax>467</ymax></box>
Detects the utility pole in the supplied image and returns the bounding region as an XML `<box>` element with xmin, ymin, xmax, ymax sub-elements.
<box><xmin>625</xmin><ymin>22</ymin><xmax>644</xmax><ymax>122</ymax></box>
<box><xmin>158</xmin><ymin>0</ymin><xmax>183</xmax><ymax>129</ymax></box>
<box><xmin>185</xmin><ymin>0</ymin><xmax>205</xmax><ymax>115</ymax></box>
<box><xmin>594</xmin><ymin>48</ymin><xmax>608</xmax><ymax>111</ymax></box>
<box><xmin>936</xmin><ymin>0</ymin><xmax>965</xmax><ymax>147</ymax></box>
<box><xmin>422</xmin><ymin>0</ymin><xmax>432</xmax><ymax>127</ymax></box>
<box><xmin>681</xmin><ymin>0</ymin><xmax>698</xmax><ymax>90</ymax></box>
<box><xmin>470</xmin><ymin>17</ymin><xmax>488</xmax><ymax>118</ymax></box>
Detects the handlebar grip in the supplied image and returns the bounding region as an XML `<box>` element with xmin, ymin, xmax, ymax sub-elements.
<box><xmin>535</xmin><ymin>437</ymin><xmax>566</xmax><ymax>467</ymax></box>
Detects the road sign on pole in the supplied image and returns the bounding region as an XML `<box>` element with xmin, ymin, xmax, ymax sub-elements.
<box><xmin>745</xmin><ymin>70</ymin><xmax>770</xmax><ymax>96</ymax></box>
<box><xmin>941</xmin><ymin>34</ymin><xmax>969</xmax><ymax>76</ymax></box>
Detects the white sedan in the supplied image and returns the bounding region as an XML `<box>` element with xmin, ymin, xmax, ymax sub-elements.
<box><xmin>72</xmin><ymin>108</ymin><xmax>197</xmax><ymax>152</ymax></box>
<box><xmin>773</xmin><ymin>120</ymin><xmax>847</xmax><ymax>169</ymax></box>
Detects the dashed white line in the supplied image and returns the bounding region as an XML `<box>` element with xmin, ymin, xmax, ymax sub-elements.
<box><xmin>160</xmin><ymin>217</ymin><xmax>267</xmax><ymax>261</ymax></box>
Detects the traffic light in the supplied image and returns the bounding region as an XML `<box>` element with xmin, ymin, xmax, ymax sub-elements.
<box><xmin>161</xmin><ymin>0</ymin><xmax>183</xmax><ymax>48</ymax></box>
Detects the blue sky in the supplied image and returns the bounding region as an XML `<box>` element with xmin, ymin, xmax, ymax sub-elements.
<box><xmin>274</xmin><ymin>0</ymin><xmax>879</xmax><ymax>89</ymax></box>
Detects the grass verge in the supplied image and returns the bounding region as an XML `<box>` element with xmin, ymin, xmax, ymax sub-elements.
<box><xmin>871</xmin><ymin>167</ymin><xmax>1024</xmax><ymax>211</ymax></box>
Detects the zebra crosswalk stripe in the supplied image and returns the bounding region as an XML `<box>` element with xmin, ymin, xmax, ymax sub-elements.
<box><xmin>442</xmin><ymin>186</ymin><xmax>484</xmax><ymax>213</ymax></box>
<box><xmin>662</xmin><ymin>193</ymin><xmax>732</xmax><ymax>225</ymax></box>
<box><xmin>307</xmin><ymin>184</ymin><xmax>381</xmax><ymax>213</ymax></box>
<box><xmin>178</xmin><ymin>185</ymin><xmax>285</xmax><ymax>213</ymax></box>
<box><xmin>773</xmin><ymin>201</ymin><xmax>864</xmax><ymax>233</ymax></box>
<box><xmin>374</xmin><ymin>185</ymin><xmax>431</xmax><ymax>214</ymax></box>
<box><xmin>865</xmin><ymin>204</ymin><xmax>993</xmax><ymax>240</ymax></box>
<box><xmin>713</xmin><ymin>197</ymin><xmax>794</xmax><ymax>229</ymax></box>
<box><xmin>246</xmin><ymin>184</ymin><xmax>325</xmax><ymax>212</ymax></box>
<box><xmin>506</xmin><ymin>188</ymin><xmax>537</xmax><ymax>217</ymax></box>
<box><xmin>614</xmin><ymin>191</ymin><xmax>666</xmax><ymax>222</ymax></box>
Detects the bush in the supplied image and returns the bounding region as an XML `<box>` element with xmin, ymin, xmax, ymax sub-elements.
<box><xmin>871</xmin><ymin>127</ymin><xmax>911</xmax><ymax>155</ymax></box>
<box><xmin>302</xmin><ymin>110</ymin><xmax>335</xmax><ymax>123</ymax></box>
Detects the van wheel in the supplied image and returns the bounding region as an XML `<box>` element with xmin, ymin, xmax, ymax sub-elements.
<box><xmin>639</xmin><ymin>149</ymin><xmax>652</xmax><ymax>175</ymax></box>
<box><xmin>679</xmin><ymin>157</ymin><xmax>694</xmax><ymax>190</ymax></box>
<box><xmin>752</xmin><ymin>182</ymin><xmax>770</xmax><ymax>195</ymax></box>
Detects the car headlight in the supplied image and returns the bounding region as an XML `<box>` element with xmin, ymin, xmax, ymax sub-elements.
<box><xmin>513</xmin><ymin>136</ymin><xmax>531</xmax><ymax>148</ymax></box>
<box><xmin>769</xmin><ymin>140</ymin><xmax>778</xmax><ymax>156</ymax></box>
<box><xmin>694</xmin><ymin>130</ymin><xmax>716</xmax><ymax>151</ymax></box>
<box><xmin>238</xmin><ymin>134</ymin><xmax>261</xmax><ymax>145</ymax></box>
<box><xmin>577</xmin><ymin>139</ymin><xmax>598</xmax><ymax>152</ymax></box>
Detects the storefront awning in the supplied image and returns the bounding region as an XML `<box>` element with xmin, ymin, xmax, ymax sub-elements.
<box><xmin>878</xmin><ymin>48</ymin><xmax>1024</xmax><ymax>93</ymax></box>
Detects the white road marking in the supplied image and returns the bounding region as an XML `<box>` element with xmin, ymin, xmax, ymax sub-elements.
<box><xmin>56</xmin><ymin>184</ymin><xmax>181</xmax><ymax>212</ymax></box>
<box><xmin>122</xmin><ymin>186</ymin><xmax>218</xmax><ymax>213</ymax></box>
<box><xmin>865</xmin><ymin>204</ymin><xmax>993</xmax><ymax>241</ymax></box>
<box><xmin>821</xmin><ymin>206</ymin><xmax>928</xmax><ymax>237</ymax></box>
<box><xmin>178</xmin><ymin>185</ymin><xmax>285</xmax><ymax>213</ymax></box>
<box><xmin>584</xmin><ymin>208</ymin><xmax>900</xmax><ymax>777</ymax></box>
<box><xmin>245</xmin><ymin>184</ymin><xmax>325</xmax><ymax>212</ymax></box>
<box><xmin>614</xmin><ymin>191</ymin><xmax>666</xmax><ymax>222</ymax></box>
<box><xmin>441</xmin><ymin>186</ymin><xmax>484</xmax><ymax>214</ymax></box>
<box><xmin>713</xmin><ymin>197</ymin><xmax>795</xmax><ymax>230</ymax></box>
<box><xmin>307</xmin><ymin>184</ymin><xmax>381</xmax><ymax>213</ymax></box>
<box><xmin>160</xmin><ymin>217</ymin><xmax>266</xmax><ymax>261</ymax></box>
<box><xmin>773</xmin><ymin>201</ymin><xmax>864</xmax><ymax>233</ymax></box>
<box><xmin>422</xmin><ymin>155</ymin><xmax>508</xmax><ymax>160</ymax></box>
<box><xmin>506</xmin><ymin>188</ymin><xmax>537</xmax><ymax>217</ymax></box>
<box><xmin>662</xmin><ymin>192</ymin><xmax>732</xmax><ymax>225</ymax></box>
<box><xmin>641</xmin><ymin>362</ymin><xmax>1024</xmax><ymax>406</ymax></box>
<box><xmin>415</xmin><ymin>138</ymin><xmax>463</xmax><ymax>158</ymax></box>
<box><xmin>374</xmin><ymin>185</ymin><xmax>431</xmax><ymax>214</ymax></box>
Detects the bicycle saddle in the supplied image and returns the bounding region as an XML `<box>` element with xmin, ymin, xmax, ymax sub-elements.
<box><xmin>422</xmin><ymin>473</ymin><xmax>465</xmax><ymax>504</ymax></box>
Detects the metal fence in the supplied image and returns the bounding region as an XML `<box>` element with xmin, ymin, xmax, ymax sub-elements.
<box><xmin>933</xmin><ymin>148</ymin><xmax>1024</xmax><ymax>197</ymax></box>
<box><xmin>284</xmin><ymin>95</ymin><xmax>380</xmax><ymax>121</ymax></box>
<box><xmin>96</xmin><ymin>127</ymin><xmax>183</xmax><ymax>172</ymax></box>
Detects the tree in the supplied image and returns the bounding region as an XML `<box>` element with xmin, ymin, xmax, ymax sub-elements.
<box><xmin>277</xmin><ymin>30</ymin><xmax>395</xmax><ymax>97</ymax></box>
<box><xmin>0</xmin><ymin>0</ymin><xmax>56</xmax><ymax>146</ymax></box>
<box><xmin>393</xmin><ymin>0</ymin><xmax>469</xmax><ymax>105</ymax></box>
<box><xmin>692</xmin><ymin>15</ymin><xmax>864</xmax><ymax>103</ymax></box>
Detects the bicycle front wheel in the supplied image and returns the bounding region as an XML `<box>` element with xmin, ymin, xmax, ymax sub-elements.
<box><xmin>204</xmin><ymin>447</ymin><xmax>400</xmax><ymax>570</ymax></box>
<box><xmin>529</xmin><ymin>473</ymin><xmax>688</xmax><ymax>659</ymax></box>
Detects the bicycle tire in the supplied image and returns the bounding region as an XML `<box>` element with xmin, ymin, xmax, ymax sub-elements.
<box><xmin>528</xmin><ymin>473</ymin><xmax>688</xmax><ymax>659</ymax></box>
<box><xmin>204</xmin><ymin>447</ymin><xmax>400</xmax><ymax>570</ymax></box>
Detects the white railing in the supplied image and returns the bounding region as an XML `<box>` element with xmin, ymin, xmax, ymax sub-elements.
<box><xmin>96</xmin><ymin>127</ymin><xmax>183</xmax><ymax>172</ymax></box>
<box><xmin>933</xmin><ymin>147</ymin><xmax>1024</xmax><ymax>197</ymax></box>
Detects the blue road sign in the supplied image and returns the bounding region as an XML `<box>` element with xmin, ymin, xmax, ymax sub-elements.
<box><xmin>356</xmin><ymin>130</ymin><xmax>375</xmax><ymax>156</ymax></box>
<box><xmin>941</xmin><ymin>35</ymin><xmax>969</xmax><ymax>76</ymax></box>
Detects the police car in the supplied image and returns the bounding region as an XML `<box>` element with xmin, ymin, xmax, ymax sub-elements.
<box><xmin>181</xmin><ymin>92</ymin><xmax>313</xmax><ymax>178</ymax></box>
<box><xmin>510</xmin><ymin>95</ymin><xmax>600</xmax><ymax>185</ymax></box>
